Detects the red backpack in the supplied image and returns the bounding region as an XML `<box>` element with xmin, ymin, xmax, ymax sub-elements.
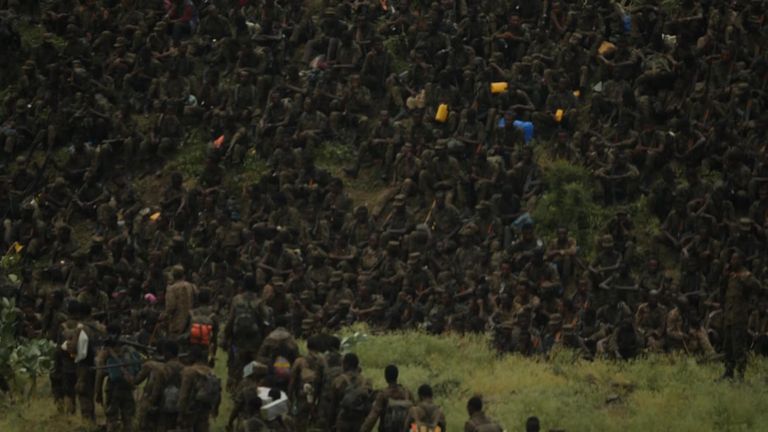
<box><xmin>189</xmin><ymin>310</ymin><xmax>214</xmax><ymax>346</ymax></box>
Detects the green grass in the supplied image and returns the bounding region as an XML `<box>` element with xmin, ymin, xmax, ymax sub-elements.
<box><xmin>4</xmin><ymin>328</ymin><xmax>767</xmax><ymax>432</ymax></box>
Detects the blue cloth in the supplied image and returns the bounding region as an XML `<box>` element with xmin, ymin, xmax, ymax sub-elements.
<box><xmin>513</xmin><ymin>120</ymin><xmax>535</xmax><ymax>144</ymax></box>
<box><xmin>498</xmin><ymin>118</ymin><xmax>535</xmax><ymax>144</ymax></box>
<box><xmin>623</xmin><ymin>15</ymin><xmax>632</xmax><ymax>33</ymax></box>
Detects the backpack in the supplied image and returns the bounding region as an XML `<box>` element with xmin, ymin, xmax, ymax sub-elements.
<box><xmin>162</xmin><ymin>361</ymin><xmax>183</xmax><ymax>413</ymax></box>
<box><xmin>382</xmin><ymin>395</ymin><xmax>413</xmax><ymax>432</ymax></box>
<box><xmin>321</xmin><ymin>351</ymin><xmax>342</xmax><ymax>388</ymax></box>
<box><xmin>271</xmin><ymin>355</ymin><xmax>292</xmax><ymax>384</ymax></box>
<box><xmin>233</xmin><ymin>296</ymin><xmax>262</xmax><ymax>338</ymax></box>
<box><xmin>162</xmin><ymin>384</ymin><xmax>180</xmax><ymax>413</ymax></box>
<box><xmin>410</xmin><ymin>423</ymin><xmax>441</xmax><ymax>432</ymax></box>
<box><xmin>189</xmin><ymin>310</ymin><xmax>214</xmax><ymax>346</ymax></box>
<box><xmin>410</xmin><ymin>404</ymin><xmax>443</xmax><ymax>432</ymax></box>
<box><xmin>194</xmin><ymin>369</ymin><xmax>222</xmax><ymax>409</ymax></box>
<box><xmin>469</xmin><ymin>417</ymin><xmax>503</xmax><ymax>432</ymax></box>
<box><xmin>339</xmin><ymin>375</ymin><xmax>372</xmax><ymax>421</ymax></box>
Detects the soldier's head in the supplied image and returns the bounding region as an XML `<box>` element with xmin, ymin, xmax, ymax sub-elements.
<box><xmin>600</xmin><ymin>234</ymin><xmax>614</xmax><ymax>251</ymax></box>
<box><xmin>271</xmin><ymin>277</ymin><xmax>286</xmax><ymax>295</ymax></box>
<box><xmin>417</xmin><ymin>384</ymin><xmax>433</xmax><ymax>401</ymax></box>
<box><xmin>243</xmin><ymin>273</ymin><xmax>257</xmax><ymax>293</ymax></box>
<box><xmin>526</xmin><ymin>416</ymin><xmax>541</xmax><ymax>432</ymax></box>
<box><xmin>647</xmin><ymin>258</ymin><xmax>659</xmax><ymax>273</ymax></box>
<box><xmin>349</xmin><ymin>74</ymin><xmax>361</xmax><ymax>88</ymax></box>
<box><xmin>170</xmin><ymin>171</ymin><xmax>183</xmax><ymax>188</ymax></box>
<box><xmin>197</xmin><ymin>289</ymin><xmax>211</xmax><ymax>306</ymax></box>
<box><xmin>105</xmin><ymin>323</ymin><xmax>122</xmax><ymax>347</ymax></box>
<box><xmin>342</xmin><ymin>353</ymin><xmax>360</xmax><ymax>372</ymax></box>
<box><xmin>67</xmin><ymin>300</ymin><xmax>82</xmax><ymax>318</ymax></box>
<box><xmin>163</xmin><ymin>339</ymin><xmax>179</xmax><ymax>360</ymax></box>
<box><xmin>355</xmin><ymin>205</ymin><xmax>368</xmax><ymax>221</ymax></box>
<box><xmin>270</xmin><ymin>239</ymin><xmax>284</xmax><ymax>253</ymax></box>
<box><xmin>435</xmin><ymin>190</ymin><xmax>446</xmax><ymax>208</ymax></box>
<box><xmin>85</xmin><ymin>278</ymin><xmax>99</xmax><ymax>294</ymax></box>
<box><xmin>521</xmin><ymin>222</ymin><xmax>535</xmax><ymax>240</ymax></box>
<box><xmin>330</xmin><ymin>271</ymin><xmax>343</xmax><ymax>288</ymax></box>
<box><xmin>171</xmin><ymin>265</ymin><xmax>185</xmax><ymax>281</ymax></box>
<box><xmin>384</xmin><ymin>364</ymin><xmax>399</xmax><ymax>384</ymax></box>
<box><xmin>467</xmin><ymin>396</ymin><xmax>484</xmax><ymax>415</ymax></box>
<box><xmin>730</xmin><ymin>250</ymin><xmax>744</xmax><ymax>269</ymax></box>
<box><xmin>188</xmin><ymin>344</ymin><xmax>207</xmax><ymax>364</ymax></box>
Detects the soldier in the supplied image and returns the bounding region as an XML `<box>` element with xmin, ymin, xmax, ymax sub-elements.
<box><xmin>634</xmin><ymin>290</ymin><xmax>667</xmax><ymax>352</ymax></box>
<box><xmin>721</xmin><ymin>251</ymin><xmax>761</xmax><ymax>380</ymax></box>
<box><xmin>132</xmin><ymin>340</ymin><xmax>183</xmax><ymax>432</ymax></box>
<box><xmin>545</xmin><ymin>227</ymin><xmax>578</xmax><ymax>290</ymax></box>
<box><xmin>95</xmin><ymin>324</ymin><xmax>141</xmax><ymax>432</ymax></box>
<box><xmin>52</xmin><ymin>300</ymin><xmax>80</xmax><ymax>414</ymax></box>
<box><xmin>178</xmin><ymin>345</ymin><xmax>222</xmax><ymax>432</ymax></box>
<box><xmin>72</xmin><ymin>303</ymin><xmax>106</xmax><ymax>422</ymax></box>
<box><xmin>256</xmin><ymin>327</ymin><xmax>300</xmax><ymax>389</ymax></box>
<box><xmin>164</xmin><ymin>265</ymin><xmax>197</xmax><ymax>338</ymax></box>
<box><xmin>404</xmin><ymin>384</ymin><xmax>446</xmax><ymax>431</ymax></box>
<box><xmin>589</xmin><ymin>235</ymin><xmax>622</xmax><ymax>289</ymax></box>
<box><xmin>288</xmin><ymin>335</ymin><xmax>326</xmax><ymax>431</ymax></box>
<box><xmin>464</xmin><ymin>396</ymin><xmax>503</xmax><ymax>432</ymax></box>
<box><xmin>222</xmin><ymin>274</ymin><xmax>271</xmax><ymax>392</ymax></box>
<box><xmin>226</xmin><ymin>361</ymin><xmax>269</xmax><ymax>432</ymax></box>
<box><xmin>77</xmin><ymin>278</ymin><xmax>110</xmax><ymax>316</ymax></box>
<box><xmin>311</xmin><ymin>334</ymin><xmax>342</xmax><ymax>429</ymax></box>
<box><xmin>331</xmin><ymin>353</ymin><xmax>372</xmax><ymax>432</ymax></box>
<box><xmin>188</xmin><ymin>289</ymin><xmax>219</xmax><ymax>366</ymax></box>
<box><xmin>360</xmin><ymin>364</ymin><xmax>414</xmax><ymax>432</ymax></box>
<box><xmin>427</xmin><ymin>189</ymin><xmax>461</xmax><ymax>239</ymax></box>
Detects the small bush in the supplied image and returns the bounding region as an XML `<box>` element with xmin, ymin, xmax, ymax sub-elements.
<box><xmin>532</xmin><ymin>159</ymin><xmax>609</xmax><ymax>256</ymax></box>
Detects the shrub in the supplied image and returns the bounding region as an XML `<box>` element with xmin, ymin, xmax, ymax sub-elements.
<box><xmin>532</xmin><ymin>159</ymin><xmax>609</xmax><ymax>257</ymax></box>
<box><xmin>0</xmin><ymin>298</ymin><xmax>55</xmax><ymax>401</ymax></box>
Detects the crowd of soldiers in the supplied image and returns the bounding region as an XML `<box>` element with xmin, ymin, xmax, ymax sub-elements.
<box><xmin>2</xmin><ymin>0</ymin><xmax>768</xmax><ymax>430</ymax></box>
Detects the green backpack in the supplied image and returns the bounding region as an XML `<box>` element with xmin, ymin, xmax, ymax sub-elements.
<box><xmin>233</xmin><ymin>296</ymin><xmax>262</xmax><ymax>337</ymax></box>
<box><xmin>339</xmin><ymin>375</ymin><xmax>372</xmax><ymax>421</ymax></box>
<box><xmin>194</xmin><ymin>370</ymin><xmax>222</xmax><ymax>409</ymax></box>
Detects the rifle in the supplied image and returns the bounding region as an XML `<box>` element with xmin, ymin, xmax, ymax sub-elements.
<box><xmin>117</xmin><ymin>338</ymin><xmax>158</xmax><ymax>355</ymax></box>
<box><xmin>92</xmin><ymin>360</ymin><xmax>144</xmax><ymax>370</ymax></box>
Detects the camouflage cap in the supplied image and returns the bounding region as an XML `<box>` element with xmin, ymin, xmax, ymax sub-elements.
<box><xmin>329</xmin><ymin>271</ymin><xmax>343</xmax><ymax>283</ymax></box>
<box><xmin>739</xmin><ymin>217</ymin><xmax>753</xmax><ymax>230</ymax></box>
<box><xmin>548</xmin><ymin>314</ymin><xmax>562</xmax><ymax>326</ymax></box>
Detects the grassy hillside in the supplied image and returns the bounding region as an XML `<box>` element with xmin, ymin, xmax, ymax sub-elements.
<box><xmin>3</xmin><ymin>328</ymin><xmax>767</xmax><ymax>432</ymax></box>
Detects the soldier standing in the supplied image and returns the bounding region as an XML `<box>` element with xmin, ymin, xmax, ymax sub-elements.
<box><xmin>721</xmin><ymin>251</ymin><xmax>761</xmax><ymax>380</ymax></box>
<box><xmin>95</xmin><ymin>324</ymin><xmax>141</xmax><ymax>432</ymax></box>
<box><xmin>178</xmin><ymin>345</ymin><xmax>222</xmax><ymax>432</ymax></box>
<box><xmin>222</xmin><ymin>274</ymin><xmax>271</xmax><ymax>392</ymax></box>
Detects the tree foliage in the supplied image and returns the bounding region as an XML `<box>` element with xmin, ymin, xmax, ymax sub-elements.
<box><xmin>0</xmin><ymin>297</ymin><xmax>55</xmax><ymax>400</ymax></box>
<box><xmin>532</xmin><ymin>159</ymin><xmax>609</xmax><ymax>257</ymax></box>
